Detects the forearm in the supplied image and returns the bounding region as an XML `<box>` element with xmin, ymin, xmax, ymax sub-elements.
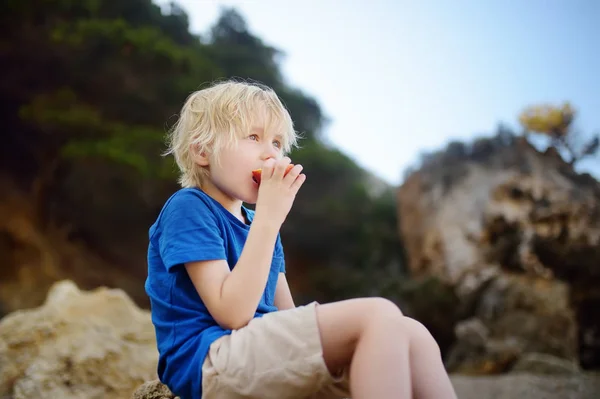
<box><xmin>219</xmin><ymin>216</ymin><xmax>279</xmax><ymax>328</ymax></box>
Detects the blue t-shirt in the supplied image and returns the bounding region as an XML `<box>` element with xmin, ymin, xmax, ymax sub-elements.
<box><xmin>144</xmin><ymin>187</ymin><xmax>285</xmax><ymax>399</ymax></box>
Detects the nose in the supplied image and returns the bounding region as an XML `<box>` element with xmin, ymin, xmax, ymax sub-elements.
<box><xmin>260</xmin><ymin>142</ymin><xmax>280</xmax><ymax>160</ymax></box>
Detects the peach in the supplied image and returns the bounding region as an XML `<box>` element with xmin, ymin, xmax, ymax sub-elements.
<box><xmin>252</xmin><ymin>164</ymin><xmax>294</xmax><ymax>184</ymax></box>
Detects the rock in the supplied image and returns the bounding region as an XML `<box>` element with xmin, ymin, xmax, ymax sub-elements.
<box><xmin>0</xmin><ymin>280</ymin><xmax>159</xmax><ymax>399</ymax></box>
<box><xmin>397</xmin><ymin>135</ymin><xmax>600</xmax><ymax>371</ymax></box>
<box><xmin>446</xmin><ymin>274</ymin><xmax>578</xmax><ymax>373</ymax></box>
<box><xmin>511</xmin><ymin>353</ymin><xmax>581</xmax><ymax>375</ymax></box>
<box><xmin>131</xmin><ymin>374</ymin><xmax>600</xmax><ymax>399</ymax></box>
<box><xmin>454</xmin><ymin>318</ymin><xmax>489</xmax><ymax>349</ymax></box>
<box><xmin>450</xmin><ymin>372</ymin><xmax>600</xmax><ymax>399</ymax></box>
<box><xmin>131</xmin><ymin>380</ymin><xmax>178</xmax><ymax>399</ymax></box>
<box><xmin>1</xmin><ymin>278</ymin><xmax>598</xmax><ymax>399</ymax></box>
<box><xmin>446</xmin><ymin>322</ymin><xmax>523</xmax><ymax>374</ymax></box>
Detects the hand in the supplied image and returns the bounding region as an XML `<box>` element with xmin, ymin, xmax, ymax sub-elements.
<box><xmin>254</xmin><ymin>157</ymin><xmax>306</xmax><ymax>228</ymax></box>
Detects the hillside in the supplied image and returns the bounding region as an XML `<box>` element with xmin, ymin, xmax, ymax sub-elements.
<box><xmin>0</xmin><ymin>0</ymin><xmax>402</xmax><ymax>315</ymax></box>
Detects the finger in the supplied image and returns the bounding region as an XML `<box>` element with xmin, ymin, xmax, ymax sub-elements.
<box><xmin>272</xmin><ymin>157</ymin><xmax>291</xmax><ymax>180</ymax></box>
<box><xmin>289</xmin><ymin>173</ymin><xmax>306</xmax><ymax>193</ymax></box>
<box><xmin>261</xmin><ymin>158</ymin><xmax>276</xmax><ymax>181</ymax></box>
<box><xmin>284</xmin><ymin>164</ymin><xmax>303</xmax><ymax>185</ymax></box>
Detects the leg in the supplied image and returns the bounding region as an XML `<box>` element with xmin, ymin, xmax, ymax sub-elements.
<box><xmin>202</xmin><ymin>302</ymin><xmax>350</xmax><ymax>399</ymax></box>
<box><xmin>402</xmin><ymin>317</ymin><xmax>457</xmax><ymax>399</ymax></box>
<box><xmin>315</xmin><ymin>297</ymin><xmax>457</xmax><ymax>399</ymax></box>
<box><xmin>315</xmin><ymin>297</ymin><xmax>411</xmax><ymax>399</ymax></box>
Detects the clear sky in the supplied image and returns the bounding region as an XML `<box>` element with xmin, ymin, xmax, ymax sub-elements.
<box><xmin>156</xmin><ymin>0</ymin><xmax>600</xmax><ymax>185</ymax></box>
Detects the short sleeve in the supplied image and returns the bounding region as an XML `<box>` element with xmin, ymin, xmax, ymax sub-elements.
<box><xmin>274</xmin><ymin>233</ymin><xmax>286</xmax><ymax>274</ymax></box>
<box><xmin>156</xmin><ymin>191</ymin><xmax>226</xmax><ymax>272</ymax></box>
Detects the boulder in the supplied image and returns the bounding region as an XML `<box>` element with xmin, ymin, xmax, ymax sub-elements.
<box><xmin>397</xmin><ymin>136</ymin><xmax>600</xmax><ymax>371</ymax></box>
<box><xmin>0</xmin><ymin>280</ymin><xmax>159</xmax><ymax>399</ymax></box>
<box><xmin>1</xmin><ymin>278</ymin><xmax>598</xmax><ymax>399</ymax></box>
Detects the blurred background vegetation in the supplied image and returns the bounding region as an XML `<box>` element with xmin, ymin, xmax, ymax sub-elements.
<box><xmin>0</xmin><ymin>0</ymin><xmax>406</xmax><ymax>310</ymax></box>
<box><xmin>1</xmin><ymin>0</ymin><xmax>598</xmax><ymax>370</ymax></box>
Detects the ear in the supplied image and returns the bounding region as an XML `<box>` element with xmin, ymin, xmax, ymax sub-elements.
<box><xmin>191</xmin><ymin>143</ymin><xmax>210</xmax><ymax>166</ymax></box>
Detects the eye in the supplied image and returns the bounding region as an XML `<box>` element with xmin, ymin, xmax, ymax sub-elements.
<box><xmin>248</xmin><ymin>134</ymin><xmax>259</xmax><ymax>141</ymax></box>
<box><xmin>273</xmin><ymin>140</ymin><xmax>282</xmax><ymax>148</ymax></box>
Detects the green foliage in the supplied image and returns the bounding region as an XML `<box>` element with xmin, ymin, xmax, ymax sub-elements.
<box><xmin>278</xmin><ymin>140</ymin><xmax>405</xmax><ymax>301</ymax></box>
<box><xmin>519</xmin><ymin>102</ymin><xmax>599</xmax><ymax>166</ymax></box>
<box><xmin>207</xmin><ymin>8</ymin><xmax>284</xmax><ymax>90</ymax></box>
<box><xmin>1</xmin><ymin>0</ymin><xmax>405</xmax><ymax>303</ymax></box>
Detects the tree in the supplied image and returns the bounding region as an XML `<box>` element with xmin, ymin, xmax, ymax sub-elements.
<box><xmin>0</xmin><ymin>1</ymin><xmax>405</xmax><ymax>307</ymax></box>
<box><xmin>205</xmin><ymin>8</ymin><xmax>326</xmax><ymax>141</ymax></box>
<box><xmin>519</xmin><ymin>102</ymin><xmax>599</xmax><ymax>165</ymax></box>
<box><xmin>207</xmin><ymin>8</ymin><xmax>284</xmax><ymax>90</ymax></box>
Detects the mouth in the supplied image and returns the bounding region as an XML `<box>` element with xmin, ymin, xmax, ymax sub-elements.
<box><xmin>251</xmin><ymin>169</ymin><xmax>261</xmax><ymax>185</ymax></box>
<box><xmin>251</xmin><ymin>169</ymin><xmax>261</xmax><ymax>188</ymax></box>
<box><xmin>251</xmin><ymin>165</ymin><xmax>294</xmax><ymax>185</ymax></box>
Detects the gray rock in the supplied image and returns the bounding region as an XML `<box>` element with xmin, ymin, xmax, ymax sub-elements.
<box><xmin>451</xmin><ymin>372</ymin><xmax>600</xmax><ymax>399</ymax></box>
<box><xmin>511</xmin><ymin>353</ymin><xmax>581</xmax><ymax>375</ymax></box>
<box><xmin>131</xmin><ymin>380</ymin><xmax>178</xmax><ymax>399</ymax></box>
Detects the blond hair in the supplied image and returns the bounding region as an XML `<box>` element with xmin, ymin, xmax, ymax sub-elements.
<box><xmin>164</xmin><ymin>79</ymin><xmax>299</xmax><ymax>188</ymax></box>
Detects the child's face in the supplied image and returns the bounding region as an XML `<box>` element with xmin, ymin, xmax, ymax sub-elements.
<box><xmin>204</xmin><ymin>113</ymin><xmax>285</xmax><ymax>206</ymax></box>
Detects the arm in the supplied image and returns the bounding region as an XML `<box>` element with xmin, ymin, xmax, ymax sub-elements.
<box><xmin>273</xmin><ymin>272</ymin><xmax>295</xmax><ymax>310</ymax></box>
<box><xmin>185</xmin><ymin>216</ymin><xmax>279</xmax><ymax>330</ymax></box>
<box><xmin>180</xmin><ymin>158</ymin><xmax>305</xmax><ymax>330</ymax></box>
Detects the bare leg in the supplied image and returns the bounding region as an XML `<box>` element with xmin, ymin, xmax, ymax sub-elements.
<box><xmin>315</xmin><ymin>298</ymin><xmax>412</xmax><ymax>399</ymax></box>
<box><xmin>402</xmin><ymin>317</ymin><xmax>457</xmax><ymax>399</ymax></box>
<box><xmin>315</xmin><ymin>297</ymin><xmax>457</xmax><ymax>399</ymax></box>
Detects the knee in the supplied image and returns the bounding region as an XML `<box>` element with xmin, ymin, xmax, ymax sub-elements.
<box><xmin>365</xmin><ymin>301</ymin><xmax>440</xmax><ymax>353</ymax></box>
<box><xmin>363</xmin><ymin>297</ymin><xmax>403</xmax><ymax>326</ymax></box>
<box><xmin>403</xmin><ymin>317</ymin><xmax>441</xmax><ymax>355</ymax></box>
<box><xmin>371</xmin><ymin>297</ymin><xmax>402</xmax><ymax>314</ymax></box>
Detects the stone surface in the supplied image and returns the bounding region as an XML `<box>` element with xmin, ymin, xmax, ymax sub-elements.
<box><xmin>131</xmin><ymin>380</ymin><xmax>178</xmax><ymax>399</ymax></box>
<box><xmin>0</xmin><ymin>280</ymin><xmax>159</xmax><ymax>399</ymax></box>
<box><xmin>1</xmin><ymin>279</ymin><xmax>598</xmax><ymax>399</ymax></box>
<box><xmin>511</xmin><ymin>353</ymin><xmax>581</xmax><ymax>375</ymax></box>
<box><xmin>397</xmin><ymin>137</ymin><xmax>600</xmax><ymax>371</ymax></box>
<box><xmin>450</xmin><ymin>372</ymin><xmax>600</xmax><ymax>399</ymax></box>
<box><xmin>132</xmin><ymin>374</ymin><xmax>600</xmax><ymax>399</ymax></box>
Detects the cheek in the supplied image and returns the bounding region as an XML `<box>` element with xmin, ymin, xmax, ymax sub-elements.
<box><xmin>217</xmin><ymin>158</ymin><xmax>250</xmax><ymax>180</ymax></box>
<box><xmin>215</xmin><ymin>145</ymin><xmax>256</xmax><ymax>175</ymax></box>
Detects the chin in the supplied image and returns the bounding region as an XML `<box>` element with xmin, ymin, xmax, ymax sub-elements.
<box><xmin>242</xmin><ymin>193</ymin><xmax>259</xmax><ymax>205</ymax></box>
<box><xmin>238</xmin><ymin>185</ymin><xmax>259</xmax><ymax>204</ymax></box>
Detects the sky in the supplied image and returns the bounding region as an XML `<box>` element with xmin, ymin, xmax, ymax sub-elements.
<box><xmin>155</xmin><ymin>0</ymin><xmax>600</xmax><ymax>185</ymax></box>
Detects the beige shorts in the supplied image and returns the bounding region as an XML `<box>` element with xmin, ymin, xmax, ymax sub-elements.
<box><xmin>201</xmin><ymin>301</ymin><xmax>350</xmax><ymax>399</ymax></box>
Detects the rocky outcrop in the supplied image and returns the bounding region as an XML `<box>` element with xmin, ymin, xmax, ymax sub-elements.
<box><xmin>1</xmin><ymin>279</ymin><xmax>598</xmax><ymax>399</ymax></box>
<box><xmin>397</xmin><ymin>135</ymin><xmax>600</xmax><ymax>372</ymax></box>
<box><xmin>133</xmin><ymin>372</ymin><xmax>600</xmax><ymax>399</ymax></box>
<box><xmin>444</xmin><ymin>273</ymin><xmax>579</xmax><ymax>373</ymax></box>
<box><xmin>0</xmin><ymin>280</ymin><xmax>159</xmax><ymax>399</ymax></box>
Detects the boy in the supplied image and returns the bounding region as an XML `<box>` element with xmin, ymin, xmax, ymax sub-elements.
<box><xmin>145</xmin><ymin>80</ymin><xmax>457</xmax><ymax>399</ymax></box>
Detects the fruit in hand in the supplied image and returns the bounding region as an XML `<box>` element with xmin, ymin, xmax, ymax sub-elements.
<box><xmin>252</xmin><ymin>164</ymin><xmax>294</xmax><ymax>184</ymax></box>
